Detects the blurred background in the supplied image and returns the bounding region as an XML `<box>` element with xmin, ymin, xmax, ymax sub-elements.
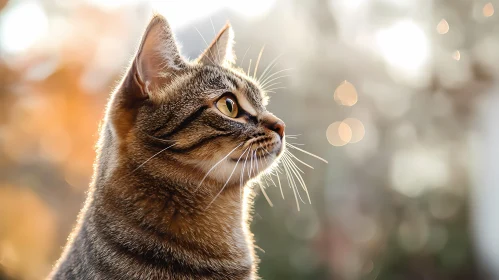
<box><xmin>1</xmin><ymin>0</ymin><xmax>499</xmax><ymax>279</ymax></box>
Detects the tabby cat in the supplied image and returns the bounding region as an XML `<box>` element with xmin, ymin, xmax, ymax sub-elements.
<box><xmin>49</xmin><ymin>14</ymin><xmax>286</xmax><ymax>280</ymax></box>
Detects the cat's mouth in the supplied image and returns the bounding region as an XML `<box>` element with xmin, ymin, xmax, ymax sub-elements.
<box><xmin>228</xmin><ymin>136</ymin><xmax>283</xmax><ymax>162</ymax></box>
<box><xmin>229</xmin><ymin>152</ymin><xmax>274</xmax><ymax>162</ymax></box>
<box><xmin>229</xmin><ymin>143</ymin><xmax>282</xmax><ymax>162</ymax></box>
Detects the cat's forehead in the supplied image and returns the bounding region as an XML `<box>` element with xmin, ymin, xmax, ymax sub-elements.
<box><xmin>196</xmin><ymin>66</ymin><xmax>266</xmax><ymax>112</ymax></box>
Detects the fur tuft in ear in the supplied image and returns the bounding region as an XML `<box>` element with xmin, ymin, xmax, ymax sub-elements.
<box><xmin>197</xmin><ymin>22</ymin><xmax>235</xmax><ymax>66</ymax></box>
<box><xmin>133</xmin><ymin>14</ymin><xmax>186</xmax><ymax>98</ymax></box>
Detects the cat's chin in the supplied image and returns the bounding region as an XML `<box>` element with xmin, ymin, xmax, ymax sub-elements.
<box><xmin>196</xmin><ymin>153</ymin><xmax>277</xmax><ymax>185</ymax></box>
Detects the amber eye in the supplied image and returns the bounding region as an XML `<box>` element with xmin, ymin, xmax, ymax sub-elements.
<box><xmin>216</xmin><ymin>96</ymin><xmax>239</xmax><ymax>118</ymax></box>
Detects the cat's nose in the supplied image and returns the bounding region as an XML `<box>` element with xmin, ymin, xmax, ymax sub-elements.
<box><xmin>261</xmin><ymin>113</ymin><xmax>285</xmax><ymax>139</ymax></box>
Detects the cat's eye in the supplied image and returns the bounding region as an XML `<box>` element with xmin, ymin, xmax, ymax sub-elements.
<box><xmin>216</xmin><ymin>96</ymin><xmax>239</xmax><ymax>118</ymax></box>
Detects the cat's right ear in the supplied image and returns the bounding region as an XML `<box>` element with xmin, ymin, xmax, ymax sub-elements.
<box><xmin>129</xmin><ymin>14</ymin><xmax>186</xmax><ymax>99</ymax></box>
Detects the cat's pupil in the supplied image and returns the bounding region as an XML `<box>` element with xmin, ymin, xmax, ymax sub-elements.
<box><xmin>226</xmin><ymin>99</ymin><xmax>233</xmax><ymax>112</ymax></box>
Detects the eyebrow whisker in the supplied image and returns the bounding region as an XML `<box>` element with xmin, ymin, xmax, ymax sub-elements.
<box><xmin>240</xmin><ymin>46</ymin><xmax>251</xmax><ymax>70</ymax></box>
<box><xmin>258</xmin><ymin>54</ymin><xmax>283</xmax><ymax>83</ymax></box>
<box><xmin>253</xmin><ymin>45</ymin><xmax>265</xmax><ymax>78</ymax></box>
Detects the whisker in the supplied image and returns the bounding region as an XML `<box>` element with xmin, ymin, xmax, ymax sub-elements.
<box><xmin>143</xmin><ymin>133</ymin><xmax>177</xmax><ymax>143</ymax></box>
<box><xmin>258</xmin><ymin>54</ymin><xmax>283</xmax><ymax>83</ymax></box>
<box><xmin>288</xmin><ymin>142</ymin><xmax>305</xmax><ymax>146</ymax></box>
<box><xmin>260</xmin><ymin>68</ymin><xmax>293</xmax><ymax>87</ymax></box>
<box><xmin>283</xmin><ymin>156</ymin><xmax>304</xmax><ymax>200</ymax></box>
<box><xmin>262</xmin><ymin>84</ymin><xmax>288</xmax><ymax>94</ymax></box>
<box><xmin>210</xmin><ymin>17</ymin><xmax>217</xmax><ymax>35</ymax></box>
<box><xmin>247</xmin><ymin>59</ymin><xmax>252</xmax><ymax>77</ymax></box>
<box><xmin>261</xmin><ymin>81</ymin><xmax>281</xmax><ymax>91</ymax></box>
<box><xmin>261</xmin><ymin>155</ymin><xmax>278</xmax><ymax>188</ymax></box>
<box><xmin>262</xmin><ymin>175</ymin><xmax>274</xmax><ymax>188</ymax></box>
<box><xmin>282</xmin><ymin>157</ymin><xmax>303</xmax><ymax>192</ymax></box>
<box><xmin>253</xmin><ymin>148</ymin><xmax>260</xmax><ymax>176</ymax></box>
<box><xmin>248</xmin><ymin>148</ymin><xmax>255</xmax><ymax>179</ymax></box>
<box><xmin>286</xmin><ymin>143</ymin><xmax>328</xmax><ymax>163</ymax></box>
<box><xmin>258</xmin><ymin>146</ymin><xmax>281</xmax><ymax>190</ymax></box>
<box><xmin>258</xmin><ymin>144</ymin><xmax>285</xmax><ymax>198</ymax></box>
<box><xmin>259</xmin><ymin>181</ymin><xmax>273</xmax><ymax>207</ymax></box>
<box><xmin>206</xmin><ymin>148</ymin><xmax>249</xmax><ymax>209</ymax></box>
<box><xmin>131</xmin><ymin>143</ymin><xmax>177</xmax><ymax>173</ymax></box>
<box><xmin>254</xmin><ymin>148</ymin><xmax>273</xmax><ymax>207</ymax></box>
<box><xmin>240</xmin><ymin>147</ymin><xmax>251</xmax><ymax>201</ymax></box>
<box><xmin>276</xmin><ymin>167</ymin><xmax>284</xmax><ymax>199</ymax></box>
<box><xmin>209</xmin><ymin>18</ymin><xmax>221</xmax><ymax>63</ymax></box>
<box><xmin>259</xmin><ymin>145</ymin><xmax>271</xmax><ymax>156</ymax></box>
<box><xmin>253</xmin><ymin>45</ymin><xmax>265</xmax><ymax>78</ymax></box>
<box><xmin>283</xmin><ymin>152</ymin><xmax>304</xmax><ymax>173</ymax></box>
<box><xmin>263</xmin><ymin>87</ymin><xmax>286</xmax><ymax>93</ymax></box>
<box><xmin>261</xmin><ymin>174</ymin><xmax>274</xmax><ymax>195</ymax></box>
<box><xmin>283</xmin><ymin>154</ymin><xmax>311</xmax><ymax>204</ymax></box>
<box><xmin>260</xmin><ymin>74</ymin><xmax>291</xmax><ymax>89</ymax></box>
<box><xmin>196</xmin><ymin>142</ymin><xmax>244</xmax><ymax>192</ymax></box>
<box><xmin>286</xmin><ymin>150</ymin><xmax>314</xmax><ymax>169</ymax></box>
<box><xmin>287</xmin><ymin>157</ymin><xmax>311</xmax><ymax>204</ymax></box>
<box><xmin>274</xmin><ymin>164</ymin><xmax>284</xmax><ymax>174</ymax></box>
<box><xmin>262</xmin><ymin>174</ymin><xmax>279</xmax><ymax>205</ymax></box>
<box><xmin>281</xmin><ymin>157</ymin><xmax>301</xmax><ymax>211</ymax></box>
<box><xmin>240</xmin><ymin>46</ymin><xmax>251</xmax><ymax>70</ymax></box>
<box><xmin>194</xmin><ymin>27</ymin><xmax>217</xmax><ymax>65</ymax></box>
<box><xmin>283</xmin><ymin>158</ymin><xmax>305</xmax><ymax>204</ymax></box>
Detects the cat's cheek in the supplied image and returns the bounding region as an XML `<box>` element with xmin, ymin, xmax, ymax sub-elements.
<box><xmin>275</xmin><ymin>143</ymin><xmax>284</xmax><ymax>157</ymax></box>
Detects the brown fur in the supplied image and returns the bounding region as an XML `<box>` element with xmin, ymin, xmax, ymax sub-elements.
<box><xmin>49</xmin><ymin>14</ymin><xmax>285</xmax><ymax>280</ymax></box>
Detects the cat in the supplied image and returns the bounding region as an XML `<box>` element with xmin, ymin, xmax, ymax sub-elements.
<box><xmin>48</xmin><ymin>14</ymin><xmax>286</xmax><ymax>280</ymax></box>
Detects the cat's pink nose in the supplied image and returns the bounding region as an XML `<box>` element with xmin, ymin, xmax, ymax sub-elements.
<box><xmin>261</xmin><ymin>113</ymin><xmax>285</xmax><ymax>139</ymax></box>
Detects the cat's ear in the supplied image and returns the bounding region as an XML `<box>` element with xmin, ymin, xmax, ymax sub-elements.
<box><xmin>197</xmin><ymin>23</ymin><xmax>235</xmax><ymax>66</ymax></box>
<box><xmin>132</xmin><ymin>14</ymin><xmax>185</xmax><ymax>98</ymax></box>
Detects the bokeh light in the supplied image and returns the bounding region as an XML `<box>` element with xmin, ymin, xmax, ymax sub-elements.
<box><xmin>483</xmin><ymin>3</ymin><xmax>494</xmax><ymax>17</ymax></box>
<box><xmin>342</xmin><ymin>118</ymin><xmax>365</xmax><ymax>143</ymax></box>
<box><xmin>333</xmin><ymin>80</ymin><xmax>358</xmax><ymax>106</ymax></box>
<box><xmin>436</xmin><ymin>19</ymin><xmax>450</xmax><ymax>34</ymax></box>
<box><xmin>452</xmin><ymin>50</ymin><xmax>461</xmax><ymax>61</ymax></box>
<box><xmin>327</xmin><ymin>121</ymin><xmax>352</xmax><ymax>146</ymax></box>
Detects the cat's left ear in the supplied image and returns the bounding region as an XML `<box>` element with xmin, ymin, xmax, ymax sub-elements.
<box><xmin>197</xmin><ymin>23</ymin><xmax>235</xmax><ymax>66</ymax></box>
<box><xmin>132</xmin><ymin>14</ymin><xmax>186</xmax><ymax>98</ymax></box>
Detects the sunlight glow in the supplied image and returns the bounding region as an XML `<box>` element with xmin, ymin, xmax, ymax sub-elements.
<box><xmin>0</xmin><ymin>1</ymin><xmax>49</xmax><ymax>54</ymax></box>
<box><xmin>227</xmin><ymin>0</ymin><xmax>276</xmax><ymax>18</ymax></box>
<box><xmin>151</xmin><ymin>1</ymin><xmax>221</xmax><ymax>28</ymax></box>
<box><xmin>84</xmin><ymin>0</ymin><xmax>275</xmax><ymax>29</ymax></box>
<box><xmin>332</xmin><ymin>0</ymin><xmax>367</xmax><ymax>12</ymax></box>
<box><xmin>375</xmin><ymin>20</ymin><xmax>429</xmax><ymax>73</ymax></box>
<box><xmin>86</xmin><ymin>0</ymin><xmax>141</xmax><ymax>10</ymax></box>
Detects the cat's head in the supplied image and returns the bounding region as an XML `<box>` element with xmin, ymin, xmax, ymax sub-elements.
<box><xmin>106</xmin><ymin>15</ymin><xmax>284</xmax><ymax>189</ymax></box>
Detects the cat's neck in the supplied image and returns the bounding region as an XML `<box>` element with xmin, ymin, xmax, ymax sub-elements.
<box><xmin>78</xmin><ymin>151</ymin><xmax>256</xmax><ymax>279</ymax></box>
<box><xmin>95</xmin><ymin>162</ymin><xmax>250</xmax><ymax>243</ymax></box>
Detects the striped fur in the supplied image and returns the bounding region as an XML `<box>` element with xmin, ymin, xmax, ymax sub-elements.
<box><xmin>49</xmin><ymin>14</ymin><xmax>285</xmax><ymax>280</ymax></box>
